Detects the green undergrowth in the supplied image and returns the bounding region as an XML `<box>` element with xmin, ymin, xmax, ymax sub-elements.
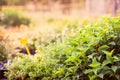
<box><xmin>5</xmin><ymin>15</ymin><xmax>120</xmax><ymax>80</ymax></box>
<box><xmin>0</xmin><ymin>8</ymin><xmax>31</xmax><ymax>27</ymax></box>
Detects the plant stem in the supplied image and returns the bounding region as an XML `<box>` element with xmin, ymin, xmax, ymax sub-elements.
<box><xmin>25</xmin><ymin>44</ymin><xmax>31</xmax><ymax>55</ymax></box>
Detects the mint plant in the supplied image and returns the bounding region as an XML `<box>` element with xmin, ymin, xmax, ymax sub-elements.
<box><xmin>0</xmin><ymin>8</ymin><xmax>31</xmax><ymax>27</ymax></box>
<box><xmin>5</xmin><ymin>15</ymin><xmax>120</xmax><ymax>80</ymax></box>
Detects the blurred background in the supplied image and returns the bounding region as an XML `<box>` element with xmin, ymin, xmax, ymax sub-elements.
<box><xmin>0</xmin><ymin>0</ymin><xmax>120</xmax><ymax>50</ymax></box>
<box><xmin>0</xmin><ymin>0</ymin><xmax>120</xmax><ymax>18</ymax></box>
<box><xmin>0</xmin><ymin>0</ymin><xmax>120</xmax><ymax>54</ymax></box>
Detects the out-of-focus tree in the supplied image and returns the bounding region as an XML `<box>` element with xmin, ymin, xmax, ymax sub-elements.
<box><xmin>86</xmin><ymin>0</ymin><xmax>120</xmax><ymax>17</ymax></box>
<box><xmin>0</xmin><ymin>0</ymin><xmax>7</xmax><ymax>5</ymax></box>
<box><xmin>6</xmin><ymin>0</ymin><xmax>28</xmax><ymax>5</ymax></box>
<box><xmin>106</xmin><ymin>0</ymin><xmax>120</xmax><ymax>15</ymax></box>
<box><xmin>60</xmin><ymin>0</ymin><xmax>72</xmax><ymax>14</ymax></box>
<box><xmin>0</xmin><ymin>0</ymin><xmax>7</xmax><ymax>10</ymax></box>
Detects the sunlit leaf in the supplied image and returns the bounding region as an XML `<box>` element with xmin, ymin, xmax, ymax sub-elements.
<box><xmin>109</xmin><ymin>41</ymin><xmax>116</xmax><ymax>46</ymax></box>
<box><xmin>89</xmin><ymin>75</ymin><xmax>96</xmax><ymax>80</ymax></box>
<box><xmin>103</xmin><ymin>50</ymin><xmax>114</xmax><ymax>57</ymax></box>
<box><xmin>98</xmin><ymin>73</ymin><xmax>104</xmax><ymax>79</ymax></box>
<box><xmin>89</xmin><ymin>58</ymin><xmax>101</xmax><ymax>68</ymax></box>
<box><xmin>98</xmin><ymin>45</ymin><xmax>109</xmax><ymax>51</ymax></box>
<box><xmin>102</xmin><ymin>59</ymin><xmax>111</xmax><ymax>66</ymax></box>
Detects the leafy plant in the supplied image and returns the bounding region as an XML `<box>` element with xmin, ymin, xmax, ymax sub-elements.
<box><xmin>0</xmin><ymin>41</ymin><xmax>7</xmax><ymax>62</ymax></box>
<box><xmin>47</xmin><ymin>15</ymin><xmax>120</xmax><ymax>80</ymax></box>
<box><xmin>5</xmin><ymin>52</ymin><xmax>56</xmax><ymax>80</ymax></box>
<box><xmin>0</xmin><ymin>38</ymin><xmax>13</xmax><ymax>62</ymax></box>
<box><xmin>5</xmin><ymin>15</ymin><xmax>120</xmax><ymax>80</ymax></box>
<box><xmin>0</xmin><ymin>39</ymin><xmax>14</xmax><ymax>80</ymax></box>
<box><xmin>0</xmin><ymin>8</ymin><xmax>31</xmax><ymax>27</ymax></box>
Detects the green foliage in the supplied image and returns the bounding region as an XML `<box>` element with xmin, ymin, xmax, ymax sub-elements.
<box><xmin>5</xmin><ymin>53</ymin><xmax>56</xmax><ymax>80</ymax></box>
<box><xmin>5</xmin><ymin>15</ymin><xmax>120</xmax><ymax>80</ymax></box>
<box><xmin>46</xmin><ymin>15</ymin><xmax>120</xmax><ymax>80</ymax></box>
<box><xmin>0</xmin><ymin>39</ymin><xmax>13</xmax><ymax>62</ymax></box>
<box><xmin>0</xmin><ymin>41</ymin><xmax>7</xmax><ymax>61</ymax></box>
<box><xmin>0</xmin><ymin>0</ymin><xmax>28</xmax><ymax>5</ymax></box>
<box><xmin>0</xmin><ymin>8</ymin><xmax>31</xmax><ymax>27</ymax></box>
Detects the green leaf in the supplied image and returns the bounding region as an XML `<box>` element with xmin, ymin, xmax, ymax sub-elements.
<box><xmin>89</xmin><ymin>75</ymin><xmax>96</xmax><ymax>80</ymax></box>
<box><xmin>98</xmin><ymin>45</ymin><xmax>109</xmax><ymax>51</ymax></box>
<box><xmin>89</xmin><ymin>58</ymin><xmax>101</xmax><ymax>68</ymax></box>
<box><xmin>113</xmin><ymin>56</ymin><xmax>120</xmax><ymax>62</ymax></box>
<box><xmin>101</xmin><ymin>67</ymin><xmax>112</xmax><ymax>75</ymax></box>
<box><xmin>65</xmin><ymin>72</ymin><xmax>73</xmax><ymax>77</ymax></box>
<box><xmin>56</xmin><ymin>68</ymin><xmax>65</xmax><ymax>75</ymax></box>
<box><xmin>87</xmin><ymin>55</ymin><xmax>93</xmax><ymax>59</ymax></box>
<box><xmin>87</xmin><ymin>53</ymin><xmax>96</xmax><ymax>59</ymax></box>
<box><xmin>84</xmin><ymin>69</ymin><xmax>93</xmax><ymax>74</ymax></box>
<box><xmin>65</xmin><ymin>56</ymin><xmax>79</xmax><ymax>63</ymax></box>
<box><xmin>109</xmin><ymin>41</ymin><xmax>116</xmax><ymax>46</ymax></box>
<box><xmin>103</xmin><ymin>50</ymin><xmax>114</xmax><ymax>57</ymax></box>
<box><xmin>115</xmin><ymin>75</ymin><xmax>120</xmax><ymax>80</ymax></box>
<box><xmin>111</xmin><ymin>66</ymin><xmax>117</xmax><ymax>72</ymax></box>
<box><xmin>102</xmin><ymin>59</ymin><xmax>111</xmax><ymax>66</ymax></box>
<box><xmin>98</xmin><ymin>73</ymin><xmax>104</xmax><ymax>79</ymax></box>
